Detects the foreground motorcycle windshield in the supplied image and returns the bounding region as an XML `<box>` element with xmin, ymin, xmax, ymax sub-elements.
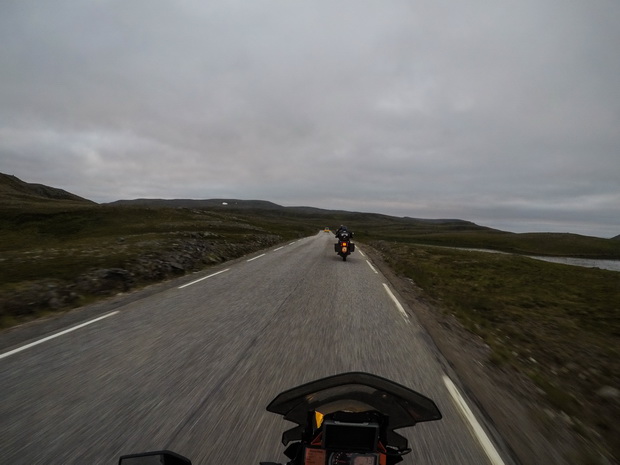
<box><xmin>267</xmin><ymin>372</ymin><xmax>441</xmax><ymax>431</ymax></box>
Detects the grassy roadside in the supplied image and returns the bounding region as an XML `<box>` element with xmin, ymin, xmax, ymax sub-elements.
<box><xmin>0</xmin><ymin>204</ymin><xmax>316</xmax><ymax>328</ymax></box>
<box><xmin>371</xmin><ymin>240</ymin><xmax>620</xmax><ymax>462</ymax></box>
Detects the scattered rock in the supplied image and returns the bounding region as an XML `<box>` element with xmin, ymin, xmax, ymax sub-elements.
<box><xmin>0</xmin><ymin>233</ymin><xmax>283</xmax><ymax>318</ymax></box>
<box><xmin>169</xmin><ymin>262</ymin><xmax>185</xmax><ymax>271</ymax></box>
<box><xmin>596</xmin><ymin>386</ymin><xmax>620</xmax><ymax>402</ymax></box>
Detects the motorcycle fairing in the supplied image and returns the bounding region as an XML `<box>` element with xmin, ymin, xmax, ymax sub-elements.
<box><xmin>267</xmin><ymin>372</ymin><xmax>441</xmax><ymax>448</ymax></box>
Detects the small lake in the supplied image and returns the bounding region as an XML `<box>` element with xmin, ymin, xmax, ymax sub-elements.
<box><xmin>528</xmin><ymin>256</ymin><xmax>620</xmax><ymax>272</ymax></box>
<box><xmin>452</xmin><ymin>247</ymin><xmax>620</xmax><ymax>272</ymax></box>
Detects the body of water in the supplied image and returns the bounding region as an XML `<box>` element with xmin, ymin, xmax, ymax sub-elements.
<box><xmin>453</xmin><ymin>247</ymin><xmax>620</xmax><ymax>272</ymax></box>
<box><xmin>424</xmin><ymin>245</ymin><xmax>620</xmax><ymax>271</ymax></box>
<box><xmin>529</xmin><ymin>256</ymin><xmax>620</xmax><ymax>272</ymax></box>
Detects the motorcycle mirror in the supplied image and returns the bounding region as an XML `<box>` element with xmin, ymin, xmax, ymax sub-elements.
<box><xmin>119</xmin><ymin>450</ymin><xmax>192</xmax><ymax>465</ymax></box>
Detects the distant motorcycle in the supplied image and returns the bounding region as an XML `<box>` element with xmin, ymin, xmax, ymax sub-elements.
<box><xmin>334</xmin><ymin>231</ymin><xmax>355</xmax><ymax>261</ymax></box>
<box><xmin>118</xmin><ymin>372</ymin><xmax>442</xmax><ymax>465</ymax></box>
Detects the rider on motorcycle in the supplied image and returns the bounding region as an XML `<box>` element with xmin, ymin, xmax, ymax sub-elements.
<box><xmin>335</xmin><ymin>225</ymin><xmax>353</xmax><ymax>241</ymax></box>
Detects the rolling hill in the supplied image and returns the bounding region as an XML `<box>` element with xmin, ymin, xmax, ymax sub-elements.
<box><xmin>0</xmin><ymin>173</ymin><xmax>95</xmax><ymax>206</ymax></box>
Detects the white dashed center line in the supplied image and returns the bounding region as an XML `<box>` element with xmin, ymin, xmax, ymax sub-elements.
<box><xmin>178</xmin><ymin>269</ymin><xmax>230</xmax><ymax>289</ymax></box>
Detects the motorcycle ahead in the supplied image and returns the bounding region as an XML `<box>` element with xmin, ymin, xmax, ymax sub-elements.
<box><xmin>334</xmin><ymin>232</ymin><xmax>355</xmax><ymax>261</ymax></box>
<box><xmin>118</xmin><ymin>372</ymin><xmax>442</xmax><ymax>465</ymax></box>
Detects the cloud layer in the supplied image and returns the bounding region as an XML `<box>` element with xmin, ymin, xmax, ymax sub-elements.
<box><xmin>1</xmin><ymin>0</ymin><xmax>619</xmax><ymax>236</ymax></box>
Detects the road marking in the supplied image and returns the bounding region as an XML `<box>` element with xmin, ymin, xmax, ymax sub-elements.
<box><xmin>247</xmin><ymin>253</ymin><xmax>266</xmax><ymax>262</ymax></box>
<box><xmin>289</xmin><ymin>242</ymin><xmax>296</xmax><ymax>245</ymax></box>
<box><xmin>443</xmin><ymin>375</ymin><xmax>507</xmax><ymax>465</ymax></box>
<box><xmin>382</xmin><ymin>283</ymin><xmax>409</xmax><ymax>321</ymax></box>
<box><xmin>0</xmin><ymin>311</ymin><xmax>120</xmax><ymax>361</ymax></box>
<box><xmin>359</xmin><ymin>249</ymin><xmax>366</xmax><ymax>257</ymax></box>
<box><xmin>178</xmin><ymin>268</ymin><xmax>230</xmax><ymax>289</ymax></box>
<box><xmin>366</xmin><ymin>260</ymin><xmax>378</xmax><ymax>274</ymax></box>
<box><xmin>274</xmin><ymin>246</ymin><xmax>284</xmax><ymax>251</ymax></box>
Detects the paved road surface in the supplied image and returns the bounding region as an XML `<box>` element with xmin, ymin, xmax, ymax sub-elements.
<box><xmin>0</xmin><ymin>232</ymin><xmax>514</xmax><ymax>465</ymax></box>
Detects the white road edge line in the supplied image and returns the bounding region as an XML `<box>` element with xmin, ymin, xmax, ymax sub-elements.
<box><xmin>366</xmin><ymin>260</ymin><xmax>378</xmax><ymax>274</ymax></box>
<box><xmin>0</xmin><ymin>311</ymin><xmax>120</xmax><ymax>361</ymax></box>
<box><xmin>382</xmin><ymin>283</ymin><xmax>409</xmax><ymax>321</ymax></box>
<box><xmin>178</xmin><ymin>268</ymin><xmax>230</xmax><ymax>289</ymax></box>
<box><xmin>274</xmin><ymin>246</ymin><xmax>284</xmax><ymax>251</ymax></box>
<box><xmin>289</xmin><ymin>242</ymin><xmax>296</xmax><ymax>245</ymax></box>
<box><xmin>359</xmin><ymin>249</ymin><xmax>366</xmax><ymax>257</ymax></box>
<box><xmin>443</xmin><ymin>375</ymin><xmax>507</xmax><ymax>465</ymax></box>
<box><xmin>247</xmin><ymin>253</ymin><xmax>266</xmax><ymax>262</ymax></box>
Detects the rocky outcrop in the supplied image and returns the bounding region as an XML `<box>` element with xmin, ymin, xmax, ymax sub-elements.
<box><xmin>0</xmin><ymin>233</ymin><xmax>281</xmax><ymax>321</ymax></box>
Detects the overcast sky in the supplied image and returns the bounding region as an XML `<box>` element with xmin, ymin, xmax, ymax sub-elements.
<box><xmin>1</xmin><ymin>0</ymin><xmax>619</xmax><ymax>237</ymax></box>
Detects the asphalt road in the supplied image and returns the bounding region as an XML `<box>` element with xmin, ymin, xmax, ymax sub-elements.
<box><xmin>0</xmin><ymin>232</ymin><xmax>514</xmax><ymax>465</ymax></box>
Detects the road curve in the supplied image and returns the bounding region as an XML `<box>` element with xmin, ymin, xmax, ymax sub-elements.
<box><xmin>0</xmin><ymin>232</ymin><xmax>514</xmax><ymax>465</ymax></box>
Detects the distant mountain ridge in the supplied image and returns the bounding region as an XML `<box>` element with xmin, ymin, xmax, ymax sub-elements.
<box><xmin>0</xmin><ymin>173</ymin><xmax>95</xmax><ymax>205</ymax></box>
<box><xmin>0</xmin><ymin>174</ymin><xmax>478</xmax><ymax>227</ymax></box>
<box><xmin>105</xmin><ymin>198</ymin><xmax>479</xmax><ymax>227</ymax></box>
<box><xmin>6</xmin><ymin>173</ymin><xmax>615</xmax><ymax>237</ymax></box>
<box><xmin>106</xmin><ymin>198</ymin><xmax>285</xmax><ymax>210</ymax></box>
<box><xmin>106</xmin><ymin>198</ymin><xmax>366</xmax><ymax>216</ymax></box>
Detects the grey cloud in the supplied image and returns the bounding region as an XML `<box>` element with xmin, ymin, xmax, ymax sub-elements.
<box><xmin>1</xmin><ymin>0</ymin><xmax>619</xmax><ymax>237</ymax></box>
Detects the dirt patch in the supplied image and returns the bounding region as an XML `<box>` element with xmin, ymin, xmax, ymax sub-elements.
<box><xmin>363</xmin><ymin>244</ymin><xmax>613</xmax><ymax>465</ymax></box>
